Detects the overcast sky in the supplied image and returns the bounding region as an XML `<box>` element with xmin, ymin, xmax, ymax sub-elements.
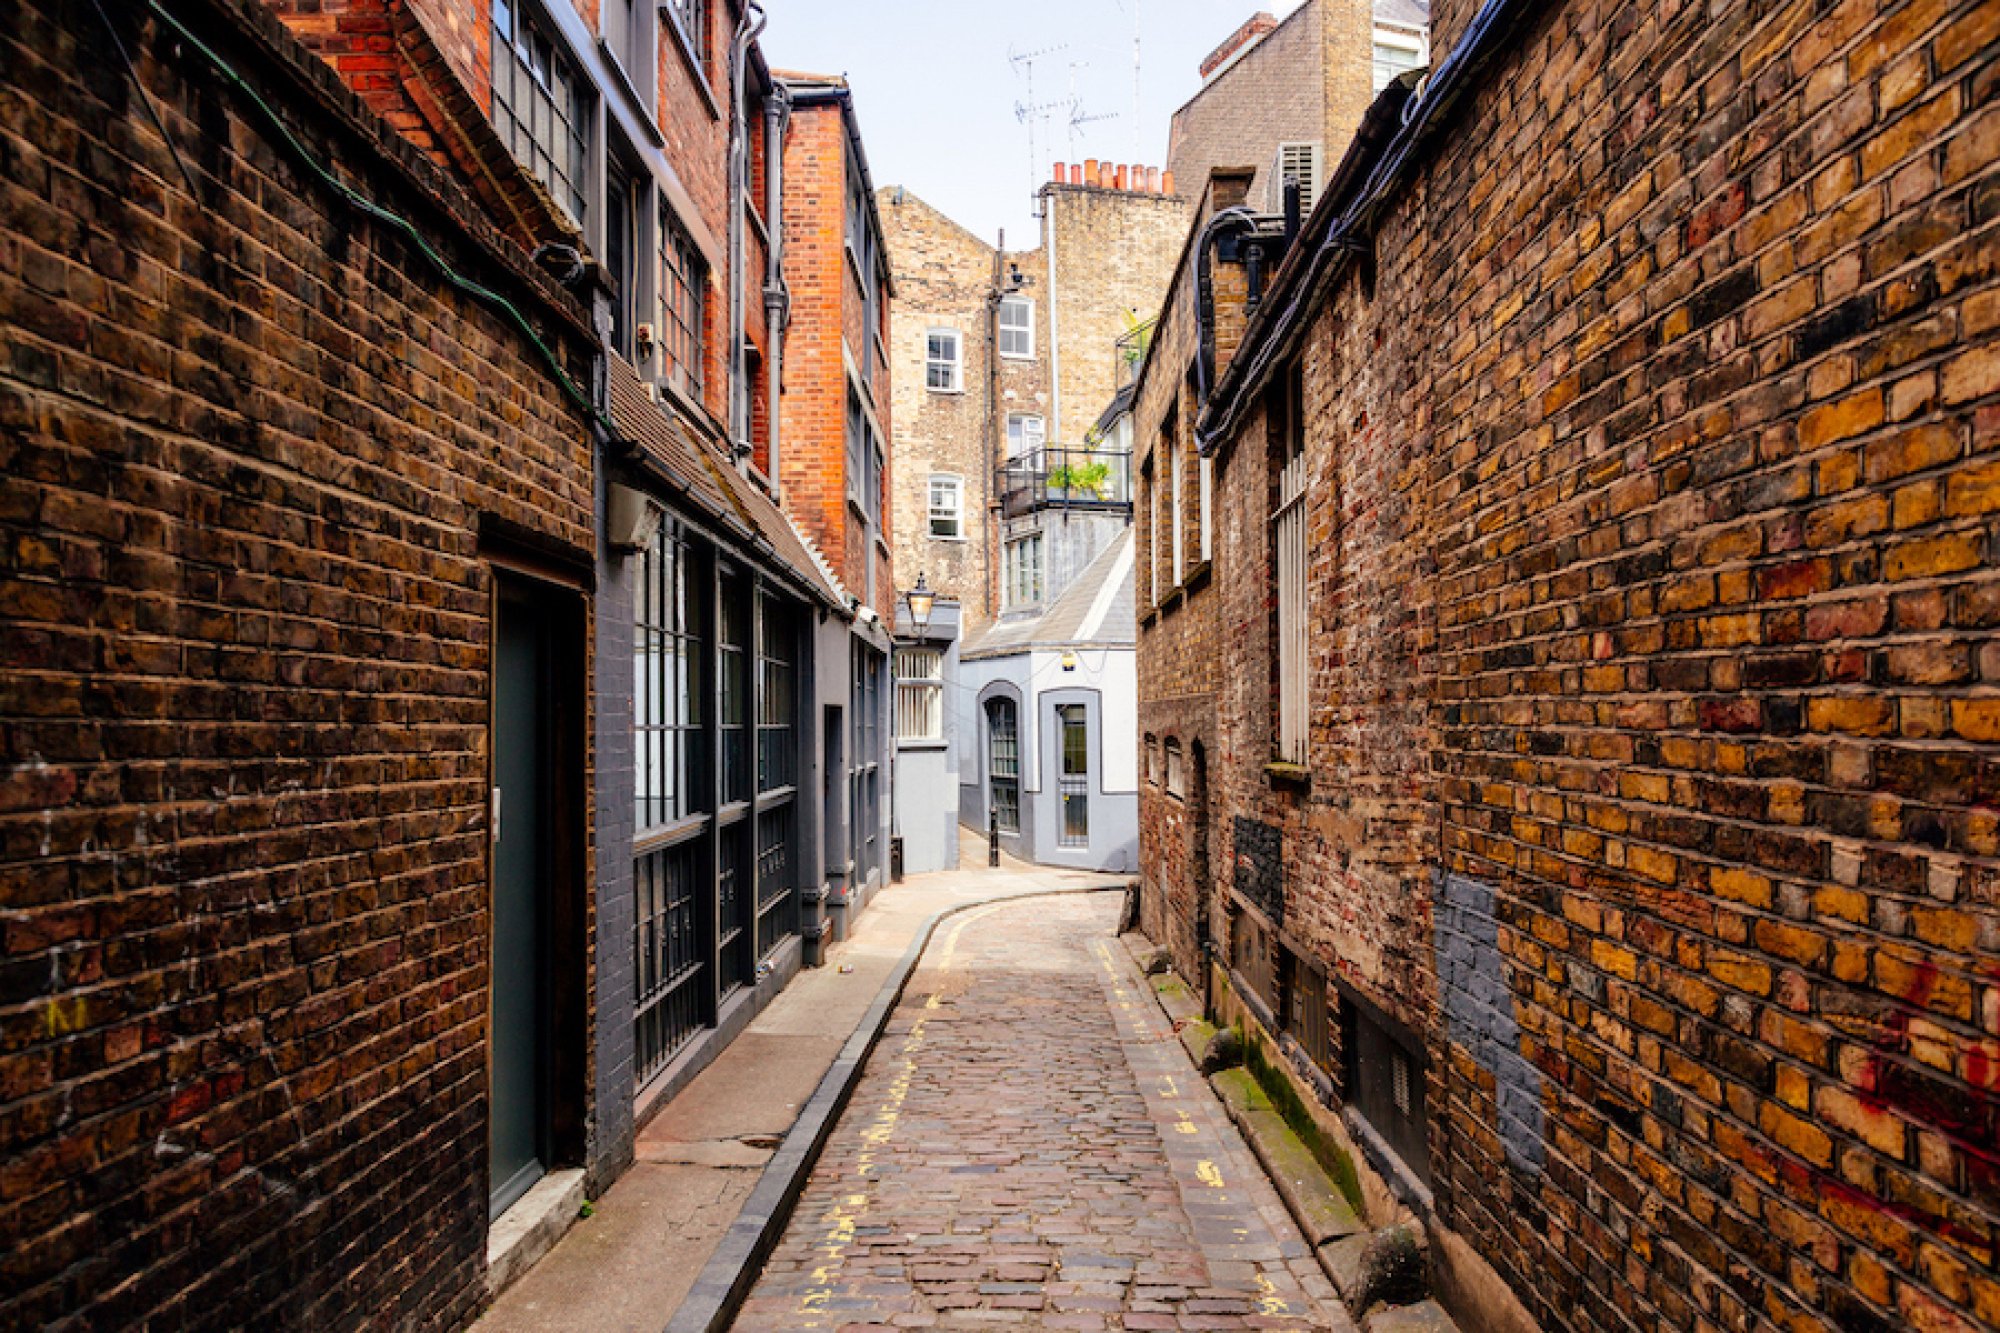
<box><xmin>762</xmin><ymin>0</ymin><xmax>1304</xmax><ymax>246</ymax></box>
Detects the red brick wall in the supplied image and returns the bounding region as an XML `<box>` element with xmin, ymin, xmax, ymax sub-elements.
<box><xmin>1141</xmin><ymin>0</ymin><xmax>2000</xmax><ymax>1327</ymax></box>
<box><xmin>0</xmin><ymin>2</ymin><xmax>596</xmax><ymax>1326</ymax></box>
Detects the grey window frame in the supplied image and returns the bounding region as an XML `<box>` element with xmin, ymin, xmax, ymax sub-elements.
<box><xmin>490</xmin><ymin>0</ymin><xmax>593</xmax><ymax>228</ymax></box>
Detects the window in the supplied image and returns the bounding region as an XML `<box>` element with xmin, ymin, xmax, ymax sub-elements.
<box><xmin>1004</xmin><ymin>533</ymin><xmax>1044</xmax><ymax>608</ymax></box>
<box><xmin>757</xmin><ymin>592</ymin><xmax>795</xmax><ymax>792</ymax></box>
<box><xmin>1142</xmin><ymin>455</ymin><xmax>1157</xmax><ymax>605</ymax></box>
<box><xmin>1160</xmin><ymin>401</ymin><xmax>1182</xmax><ymax>588</ymax></box>
<box><xmin>1273</xmin><ymin>362</ymin><xmax>1308</xmax><ymax>764</ymax></box>
<box><xmin>659</xmin><ymin>207</ymin><xmax>707</xmax><ymax>402</ymax></box>
<box><xmin>1230</xmin><ymin>901</ymin><xmax>1276</xmax><ymax>1013</ymax></box>
<box><xmin>986</xmin><ymin>697</ymin><xmax>1020</xmax><ymax>834</ymax></box>
<box><xmin>1343</xmin><ymin>998</ymin><xmax>1431</xmax><ymax>1184</ymax></box>
<box><xmin>1373</xmin><ymin>26</ymin><xmax>1428</xmax><ymax>93</ymax></box>
<box><xmin>1199</xmin><ymin>455</ymin><xmax>1213</xmax><ymax>565</ymax></box>
<box><xmin>926</xmin><ymin>329</ymin><xmax>962</xmax><ymax>392</ymax></box>
<box><xmin>634</xmin><ymin>521</ymin><xmax>705</xmax><ymax>831</ymax></box>
<box><xmin>1006</xmin><ymin>413</ymin><xmax>1046</xmax><ymax>462</ymax></box>
<box><xmin>606</xmin><ymin>155</ymin><xmax>641</xmax><ymax>361</ymax></box>
<box><xmin>851</xmin><ymin>644</ymin><xmax>884</xmax><ymax>882</ymax></box>
<box><xmin>1144</xmin><ymin>735</ymin><xmax>1161</xmax><ymax>786</ymax></box>
<box><xmin>999</xmin><ymin>296</ymin><xmax>1034</xmax><ymax>359</ymax></box>
<box><xmin>491</xmin><ymin>0</ymin><xmax>591</xmax><ymax>227</ymax></box>
<box><xmin>1269</xmin><ymin>141</ymin><xmax>1325</xmax><ymax>215</ymax></box>
<box><xmin>895</xmin><ymin>647</ymin><xmax>944</xmax><ymax>742</ymax></box>
<box><xmin>928</xmin><ymin>474</ymin><xmax>964</xmax><ymax>539</ymax></box>
<box><xmin>602</xmin><ymin>0</ymin><xmax>646</xmax><ymax>83</ymax></box>
<box><xmin>718</xmin><ymin>569</ymin><xmax>750</xmax><ymax>804</ymax></box>
<box><xmin>1280</xmin><ymin>945</ymin><xmax>1332</xmax><ymax>1075</ymax></box>
<box><xmin>665</xmin><ymin>0</ymin><xmax>708</xmax><ymax>74</ymax></box>
<box><xmin>847</xmin><ymin>390</ymin><xmax>883</xmax><ymax>526</ymax></box>
<box><xmin>1058</xmin><ymin>704</ymin><xmax>1089</xmax><ymax>847</ymax></box>
<box><xmin>1164</xmin><ymin>738</ymin><xmax>1185</xmax><ymax>798</ymax></box>
<box><xmin>849</xmin><ymin>159</ymin><xmax>882</xmax><ymax>388</ymax></box>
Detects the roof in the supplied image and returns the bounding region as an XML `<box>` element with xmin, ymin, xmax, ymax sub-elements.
<box><xmin>965</xmin><ymin>531</ymin><xmax>1136</xmax><ymax>659</ymax></box>
<box><xmin>1377</xmin><ymin>0</ymin><xmax>1431</xmax><ymax>30</ymax></box>
<box><xmin>606</xmin><ymin>356</ymin><xmax>847</xmax><ymax>609</ymax></box>
<box><xmin>1093</xmin><ymin>383</ymin><xmax>1138</xmax><ymax>436</ymax></box>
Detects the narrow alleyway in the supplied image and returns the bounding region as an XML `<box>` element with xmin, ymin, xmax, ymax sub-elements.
<box><xmin>732</xmin><ymin>895</ymin><xmax>1346</xmax><ymax>1331</ymax></box>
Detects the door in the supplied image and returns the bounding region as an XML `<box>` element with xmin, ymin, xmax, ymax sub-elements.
<box><xmin>986</xmin><ymin>697</ymin><xmax>1019</xmax><ymax>834</ymax></box>
<box><xmin>491</xmin><ymin>588</ymin><xmax>551</xmax><ymax>1218</ymax></box>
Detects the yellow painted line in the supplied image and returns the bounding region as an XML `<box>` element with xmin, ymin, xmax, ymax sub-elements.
<box><xmin>1255</xmin><ymin>1271</ymin><xmax>1294</xmax><ymax>1316</ymax></box>
<box><xmin>1196</xmin><ymin>1160</ymin><xmax>1225</xmax><ymax>1189</ymax></box>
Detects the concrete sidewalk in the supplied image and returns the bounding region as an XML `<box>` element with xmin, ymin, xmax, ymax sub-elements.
<box><xmin>476</xmin><ymin>830</ymin><xmax>1132</xmax><ymax>1333</ymax></box>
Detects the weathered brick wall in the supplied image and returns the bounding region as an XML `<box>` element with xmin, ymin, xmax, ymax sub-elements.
<box><xmin>881</xmin><ymin>189</ymin><xmax>1008</xmax><ymax>636</ymax></box>
<box><xmin>1167</xmin><ymin>3</ymin><xmax>1323</xmax><ymax>214</ymax></box>
<box><xmin>0</xmin><ymin>1</ymin><xmax>597</xmax><ymax>1326</ymax></box>
<box><xmin>1043</xmin><ymin>183</ymin><xmax>1190</xmax><ymax>447</ymax></box>
<box><xmin>1142</xmin><ymin>0</ymin><xmax>2000</xmax><ymax>1327</ymax></box>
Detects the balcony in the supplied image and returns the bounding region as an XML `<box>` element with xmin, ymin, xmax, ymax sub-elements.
<box><xmin>998</xmin><ymin>446</ymin><xmax>1133</xmax><ymax>520</ymax></box>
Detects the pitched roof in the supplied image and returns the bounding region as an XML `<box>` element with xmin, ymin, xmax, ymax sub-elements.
<box><xmin>606</xmin><ymin>357</ymin><xmax>846</xmax><ymax>609</ymax></box>
<box><xmin>965</xmin><ymin>531</ymin><xmax>1135</xmax><ymax>658</ymax></box>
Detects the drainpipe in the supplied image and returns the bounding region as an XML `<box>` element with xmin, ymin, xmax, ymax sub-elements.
<box><xmin>1044</xmin><ymin>188</ymin><xmax>1060</xmax><ymax>447</ymax></box>
<box><xmin>763</xmin><ymin>82</ymin><xmax>792</xmax><ymax>493</ymax></box>
<box><xmin>726</xmin><ymin>1</ymin><xmax>768</xmax><ymax>460</ymax></box>
<box><xmin>986</xmin><ymin>233</ymin><xmax>1004</xmax><ymax>621</ymax></box>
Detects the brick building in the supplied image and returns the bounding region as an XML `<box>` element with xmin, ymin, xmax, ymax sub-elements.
<box><xmin>1</xmin><ymin>0</ymin><xmax>884</xmax><ymax>1325</ymax></box>
<box><xmin>881</xmin><ymin>174</ymin><xmax>1184</xmax><ymax>869</ymax></box>
<box><xmin>1166</xmin><ymin>0</ymin><xmax>1431</xmax><ymax>222</ymax></box>
<box><xmin>1137</xmin><ymin>0</ymin><xmax>2000</xmax><ymax>1330</ymax></box>
<box><xmin>774</xmin><ymin>73</ymin><xmax>898</xmax><ymax>918</ymax></box>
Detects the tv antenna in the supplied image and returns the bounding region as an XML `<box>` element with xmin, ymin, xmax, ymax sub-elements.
<box><xmin>1010</xmin><ymin>43</ymin><xmax>1073</xmax><ymax>198</ymax></box>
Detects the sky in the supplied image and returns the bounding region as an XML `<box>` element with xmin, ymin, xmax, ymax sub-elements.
<box><xmin>762</xmin><ymin>0</ymin><xmax>1304</xmax><ymax>246</ymax></box>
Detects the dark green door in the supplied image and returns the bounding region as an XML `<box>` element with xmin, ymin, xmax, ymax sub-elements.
<box><xmin>491</xmin><ymin>591</ymin><xmax>549</xmax><ymax>1218</ymax></box>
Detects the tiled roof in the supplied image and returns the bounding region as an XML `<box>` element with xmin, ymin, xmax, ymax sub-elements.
<box><xmin>606</xmin><ymin>357</ymin><xmax>846</xmax><ymax>610</ymax></box>
<box><xmin>966</xmin><ymin>531</ymin><xmax>1135</xmax><ymax>658</ymax></box>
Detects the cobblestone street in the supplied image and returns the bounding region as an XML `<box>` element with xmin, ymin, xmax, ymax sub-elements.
<box><xmin>733</xmin><ymin>894</ymin><xmax>1345</xmax><ymax>1332</ymax></box>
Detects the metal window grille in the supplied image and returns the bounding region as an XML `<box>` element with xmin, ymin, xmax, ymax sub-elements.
<box><xmin>928</xmin><ymin>475</ymin><xmax>962</xmax><ymax>538</ymax></box>
<box><xmin>718</xmin><ymin>572</ymin><xmax>750</xmax><ymax>804</ymax></box>
<box><xmin>986</xmin><ymin>698</ymin><xmax>1019</xmax><ymax>834</ymax></box>
<box><xmin>635</xmin><ymin>523</ymin><xmax>704</xmax><ymax>832</ymax></box>
<box><xmin>1274</xmin><ymin>366</ymin><xmax>1309</xmax><ymax>765</ymax></box>
<box><xmin>715</xmin><ymin>817</ymin><xmax>750</xmax><ymax>988</ymax></box>
<box><xmin>665</xmin><ymin>0</ymin><xmax>708</xmax><ymax>72</ymax></box>
<box><xmin>925</xmin><ymin>330</ymin><xmax>960</xmax><ymax>391</ymax></box>
<box><xmin>999</xmin><ymin>296</ymin><xmax>1034</xmax><ymax>358</ymax></box>
<box><xmin>660</xmin><ymin>208</ymin><xmax>706</xmax><ymax>402</ymax></box>
<box><xmin>755</xmin><ymin>801</ymin><xmax>796</xmax><ymax>958</ymax></box>
<box><xmin>633</xmin><ymin>836</ymin><xmax>707</xmax><ymax>1081</ymax></box>
<box><xmin>1058</xmin><ymin>704</ymin><xmax>1089</xmax><ymax>847</ymax></box>
<box><xmin>490</xmin><ymin>0</ymin><xmax>590</xmax><ymax>227</ymax></box>
<box><xmin>757</xmin><ymin>592</ymin><xmax>796</xmax><ymax>792</ymax></box>
<box><xmin>895</xmin><ymin>648</ymin><xmax>943</xmax><ymax>742</ymax></box>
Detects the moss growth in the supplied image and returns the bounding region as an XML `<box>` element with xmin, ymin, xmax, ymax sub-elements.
<box><xmin>1242</xmin><ymin>1025</ymin><xmax>1363</xmax><ymax>1211</ymax></box>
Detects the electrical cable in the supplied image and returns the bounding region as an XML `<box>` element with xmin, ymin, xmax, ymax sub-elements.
<box><xmin>143</xmin><ymin>0</ymin><xmax>615</xmax><ymax>436</ymax></box>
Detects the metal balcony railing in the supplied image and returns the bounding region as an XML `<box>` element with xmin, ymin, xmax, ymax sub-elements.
<box><xmin>997</xmin><ymin>446</ymin><xmax>1133</xmax><ymax>519</ymax></box>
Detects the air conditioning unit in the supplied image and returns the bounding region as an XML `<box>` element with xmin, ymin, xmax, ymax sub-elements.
<box><xmin>1269</xmin><ymin>141</ymin><xmax>1325</xmax><ymax>216</ymax></box>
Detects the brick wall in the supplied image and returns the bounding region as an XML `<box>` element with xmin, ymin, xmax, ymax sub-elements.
<box><xmin>1168</xmin><ymin>2</ymin><xmax>1323</xmax><ymax>213</ymax></box>
<box><xmin>0</xmin><ymin>1</ymin><xmax>597</xmax><ymax>1325</ymax></box>
<box><xmin>1141</xmin><ymin>0</ymin><xmax>2000</xmax><ymax>1328</ymax></box>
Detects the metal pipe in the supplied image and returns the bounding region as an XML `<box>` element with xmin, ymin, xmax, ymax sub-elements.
<box><xmin>1045</xmin><ymin>189</ymin><xmax>1060</xmax><ymax>446</ymax></box>
<box><xmin>726</xmin><ymin>1</ymin><xmax>768</xmax><ymax>458</ymax></box>
<box><xmin>763</xmin><ymin>82</ymin><xmax>791</xmax><ymax>493</ymax></box>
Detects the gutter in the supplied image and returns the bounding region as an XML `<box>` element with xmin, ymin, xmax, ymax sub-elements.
<box><xmin>763</xmin><ymin>82</ymin><xmax>792</xmax><ymax>494</ymax></box>
<box><xmin>1196</xmin><ymin>0</ymin><xmax>1541</xmax><ymax>453</ymax></box>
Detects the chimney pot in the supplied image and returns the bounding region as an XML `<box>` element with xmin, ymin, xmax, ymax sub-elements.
<box><xmin>1099</xmin><ymin>162</ymin><xmax>1113</xmax><ymax>189</ymax></box>
<box><xmin>1084</xmin><ymin>158</ymin><xmax>1098</xmax><ymax>183</ymax></box>
<box><xmin>1053</xmin><ymin>162</ymin><xmax>1065</xmax><ymax>184</ymax></box>
<box><xmin>1162</xmin><ymin>170</ymin><xmax>1175</xmax><ymax>196</ymax></box>
<box><xmin>1115</xmin><ymin>165</ymin><xmax>1128</xmax><ymax>190</ymax></box>
<box><xmin>1147</xmin><ymin>166</ymin><xmax>1162</xmax><ymax>193</ymax></box>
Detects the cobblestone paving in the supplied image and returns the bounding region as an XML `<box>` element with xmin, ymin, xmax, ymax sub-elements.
<box><xmin>733</xmin><ymin>894</ymin><xmax>1346</xmax><ymax>1331</ymax></box>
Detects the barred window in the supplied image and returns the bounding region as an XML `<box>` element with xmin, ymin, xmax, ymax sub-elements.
<box><xmin>666</xmin><ymin>0</ymin><xmax>709</xmax><ymax>74</ymax></box>
<box><xmin>634</xmin><ymin>521</ymin><xmax>705</xmax><ymax>831</ymax></box>
<box><xmin>660</xmin><ymin>209</ymin><xmax>707</xmax><ymax>403</ymax></box>
<box><xmin>757</xmin><ymin>592</ymin><xmax>796</xmax><ymax>792</ymax></box>
<box><xmin>895</xmin><ymin>648</ymin><xmax>943</xmax><ymax>742</ymax></box>
<box><xmin>491</xmin><ymin>0</ymin><xmax>591</xmax><ymax>227</ymax></box>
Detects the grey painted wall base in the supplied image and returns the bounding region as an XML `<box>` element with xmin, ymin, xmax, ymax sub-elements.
<box><xmin>662</xmin><ymin>885</ymin><xmax>1124</xmax><ymax>1333</ymax></box>
<box><xmin>633</xmin><ymin>936</ymin><xmax>804</xmax><ymax>1134</ymax></box>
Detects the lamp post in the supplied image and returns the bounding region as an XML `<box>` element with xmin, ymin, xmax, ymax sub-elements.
<box><xmin>902</xmin><ymin>572</ymin><xmax>936</xmax><ymax>640</ymax></box>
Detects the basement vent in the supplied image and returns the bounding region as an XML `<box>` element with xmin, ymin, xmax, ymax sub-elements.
<box><xmin>1270</xmin><ymin>141</ymin><xmax>1325</xmax><ymax>215</ymax></box>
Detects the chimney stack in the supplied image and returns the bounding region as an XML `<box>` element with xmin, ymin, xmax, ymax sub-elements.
<box><xmin>1200</xmin><ymin>11</ymin><xmax>1279</xmax><ymax>81</ymax></box>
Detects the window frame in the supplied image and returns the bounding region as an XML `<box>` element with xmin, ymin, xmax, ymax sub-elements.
<box><xmin>659</xmin><ymin>205</ymin><xmax>707</xmax><ymax>403</ymax></box>
<box><xmin>895</xmin><ymin>647</ymin><xmax>945</xmax><ymax>743</ymax></box>
<box><xmin>490</xmin><ymin>0</ymin><xmax>593</xmax><ymax>229</ymax></box>
<box><xmin>925</xmin><ymin>328</ymin><xmax>963</xmax><ymax>393</ymax></box>
<box><xmin>1005</xmin><ymin>412</ymin><xmax>1046</xmax><ymax>462</ymax></box>
<box><xmin>928</xmin><ymin>473</ymin><xmax>965</xmax><ymax>540</ymax></box>
<box><xmin>1057</xmin><ymin>703</ymin><xmax>1089</xmax><ymax>848</ymax></box>
<box><xmin>1003</xmin><ymin>531</ymin><xmax>1044</xmax><ymax>609</ymax></box>
<box><xmin>998</xmin><ymin>295</ymin><xmax>1035</xmax><ymax>360</ymax></box>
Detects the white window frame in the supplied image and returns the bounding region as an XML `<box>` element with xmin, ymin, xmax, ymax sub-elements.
<box><xmin>1170</xmin><ymin>428</ymin><xmax>1185</xmax><ymax>587</ymax></box>
<box><xmin>1007</xmin><ymin>413</ymin><xmax>1046</xmax><ymax>462</ymax></box>
<box><xmin>895</xmin><ymin>647</ymin><xmax>944</xmax><ymax>743</ymax></box>
<box><xmin>1164</xmin><ymin>738</ymin><xmax>1185</xmax><ymax>799</ymax></box>
<box><xmin>925</xmin><ymin>328</ymin><xmax>962</xmax><ymax>393</ymax></box>
<box><xmin>1274</xmin><ymin>365</ymin><xmax>1309</xmax><ymax>765</ymax></box>
<box><xmin>1004</xmin><ymin>532</ymin><xmax>1044</xmax><ymax>609</ymax></box>
<box><xmin>998</xmin><ymin>296</ymin><xmax>1035</xmax><ymax>359</ymax></box>
<box><xmin>928</xmin><ymin>473</ymin><xmax>964</xmax><ymax>540</ymax></box>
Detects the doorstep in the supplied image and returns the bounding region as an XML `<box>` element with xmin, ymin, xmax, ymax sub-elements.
<box><xmin>485</xmin><ymin>1168</ymin><xmax>587</xmax><ymax>1299</ymax></box>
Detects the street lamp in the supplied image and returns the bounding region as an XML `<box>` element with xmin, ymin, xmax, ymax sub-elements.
<box><xmin>903</xmin><ymin>573</ymin><xmax>936</xmax><ymax>639</ymax></box>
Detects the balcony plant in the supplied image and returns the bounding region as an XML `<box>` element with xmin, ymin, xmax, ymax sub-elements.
<box><xmin>1048</xmin><ymin>457</ymin><xmax>1114</xmax><ymax>500</ymax></box>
